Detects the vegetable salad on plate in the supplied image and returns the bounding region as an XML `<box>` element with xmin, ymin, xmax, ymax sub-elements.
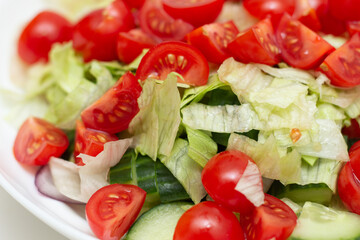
<box><xmin>7</xmin><ymin>0</ymin><xmax>360</xmax><ymax>239</ymax></box>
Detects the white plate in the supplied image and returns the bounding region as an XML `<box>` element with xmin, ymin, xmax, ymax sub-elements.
<box><xmin>0</xmin><ymin>0</ymin><xmax>96</xmax><ymax>239</ymax></box>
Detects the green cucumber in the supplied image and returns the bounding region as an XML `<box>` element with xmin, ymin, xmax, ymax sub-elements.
<box><xmin>125</xmin><ymin>202</ymin><xmax>193</xmax><ymax>240</ymax></box>
<box><xmin>290</xmin><ymin>202</ymin><xmax>360</xmax><ymax>240</ymax></box>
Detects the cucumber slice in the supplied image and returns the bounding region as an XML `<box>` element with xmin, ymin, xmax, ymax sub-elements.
<box><xmin>125</xmin><ymin>202</ymin><xmax>193</xmax><ymax>240</ymax></box>
<box><xmin>290</xmin><ymin>202</ymin><xmax>360</xmax><ymax>240</ymax></box>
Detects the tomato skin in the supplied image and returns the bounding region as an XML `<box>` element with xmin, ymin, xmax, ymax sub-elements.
<box><xmin>226</xmin><ymin>18</ymin><xmax>281</xmax><ymax>66</ymax></box>
<box><xmin>173</xmin><ymin>201</ymin><xmax>245</xmax><ymax>240</ymax></box>
<box><xmin>243</xmin><ymin>0</ymin><xmax>295</xmax><ymax>20</ymax></box>
<box><xmin>86</xmin><ymin>184</ymin><xmax>146</xmax><ymax>240</ymax></box>
<box><xmin>13</xmin><ymin>117</ymin><xmax>69</xmax><ymax>166</ymax></box>
<box><xmin>240</xmin><ymin>194</ymin><xmax>297</xmax><ymax>240</ymax></box>
<box><xmin>117</xmin><ymin>29</ymin><xmax>157</xmax><ymax>64</ymax></box>
<box><xmin>161</xmin><ymin>0</ymin><xmax>225</xmax><ymax>28</ymax></box>
<box><xmin>329</xmin><ymin>0</ymin><xmax>360</xmax><ymax>22</ymax></box>
<box><xmin>338</xmin><ymin>162</ymin><xmax>360</xmax><ymax>215</ymax></box>
<box><xmin>72</xmin><ymin>0</ymin><xmax>135</xmax><ymax>62</ymax></box>
<box><xmin>123</xmin><ymin>0</ymin><xmax>145</xmax><ymax>9</ymax></box>
<box><xmin>139</xmin><ymin>0</ymin><xmax>194</xmax><ymax>41</ymax></box>
<box><xmin>136</xmin><ymin>41</ymin><xmax>209</xmax><ymax>86</ymax></box>
<box><xmin>186</xmin><ymin>21</ymin><xmax>239</xmax><ymax>64</ymax></box>
<box><xmin>349</xmin><ymin>141</ymin><xmax>360</xmax><ymax>184</ymax></box>
<box><xmin>17</xmin><ymin>11</ymin><xmax>73</xmax><ymax>64</ymax></box>
<box><xmin>74</xmin><ymin>121</ymin><xmax>118</xmax><ymax>166</ymax></box>
<box><xmin>320</xmin><ymin>33</ymin><xmax>360</xmax><ymax>88</ymax></box>
<box><xmin>201</xmin><ymin>150</ymin><xmax>260</xmax><ymax>215</ymax></box>
<box><xmin>81</xmin><ymin>72</ymin><xmax>142</xmax><ymax>134</ymax></box>
<box><xmin>276</xmin><ymin>14</ymin><xmax>334</xmax><ymax>70</ymax></box>
<box><xmin>342</xmin><ymin>119</ymin><xmax>360</xmax><ymax>140</ymax></box>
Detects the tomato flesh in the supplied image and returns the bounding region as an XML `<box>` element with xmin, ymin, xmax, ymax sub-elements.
<box><xmin>17</xmin><ymin>11</ymin><xmax>73</xmax><ymax>64</ymax></box>
<box><xmin>86</xmin><ymin>184</ymin><xmax>146</xmax><ymax>240</ymax></box>
<box><xmin>320</xmin><ymin>33</ymin><xmax>360</xmax><ymax>88</ymax></box>
<box><xmin>72</xmin><ymin>0</ymin><xmax>135</xmax><ymax>62</ymax></box>
<box><xmin>136</xmin><ymin>41</ymin><xmax>209</xmax><ymax>86</ymax></box>
<box><xmin>347</xmin><ymin>21</ymin><xmax>360</xmax><ymax>37</ymax></box>
<box><xmin>123</xmin><ymin>0</ymin><xmax>145</xmax><ymax>9</ymax></box>
<box><xmin>293</xmin><ymin>0</ymin><xmax>321</xmax><ymax>32</ymax></box>
<box><xmin>243</xmin><ymin>0</ymin><xmax>295</xmax><ymax>20</ymax></box>
<box><xmin>161</xmin><ymin>0</ymin><xmax>225</xmax><ymax>28</ymax></box>
<box><xmin>201</xmin><ymin>150</ymin><xmax>262</xmax><ymax>215</ymax></box>
<box><xmin>74</xmin><ymin>121</ymin><xmax>118</xmax><ymax>166</ymax></box>
<box><xmin>227</xmin><ymin>18</ymin><xmax>281</xmax><ymax>66</ymax></box>
<box><xmin>240</xmin><ymin>194</ymin><xmax>297</xmax><ymax>240</ymax></box>
<box><xmin>186</xmin><ymin>21</ymin><xmax>239</xmax><ymax>64</ymax></box>
<box><xmin>13</xmin><ymin>117</ymin><xmax>69</xmax><ymax>166</ymax></box>
<box><xmin>338</xmin><ymin>162</ymin><xmax>360</xmax><ymax>215</ymax></box>
<box><xmin>173</xmin><ymin>201</ymin><xmax>245</xmax><ymax>240</ymax></box>
<box><xmin>139</xmin><ymin>0</ymin><xmax>194</xmax><ymax>41</ymax></box>
<box><xmin>81</xmin><ymin>72</ymin><xmax>142</xmax><ymax>134</ymax></box>
<box><xmin>276</xmin><ymin>14</ymin><xmax>334</xmax><ymax>70</ymax></box>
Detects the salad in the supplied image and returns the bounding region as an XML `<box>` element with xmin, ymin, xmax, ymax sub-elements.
<box><xmin>6</xmin><ymin>0</ymin><xmax>360</xmax><ymax>239</ymax></box>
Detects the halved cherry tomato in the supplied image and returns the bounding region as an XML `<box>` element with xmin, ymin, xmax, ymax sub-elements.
<box><xmin>276</xmin><ymin>14</ymin><xmax>334</xmax><ymax>70</ymax></box>
<box><xmin>17</xmin><ymin>11</ymin><xmax>73</xmax><ymax>64</ymax></box>
<box><xmin>347</xmin><ymin>21</ymin><xmax>360</xmax><ymax>36</ymax></box>
<box><xmin>72</xmin><ymin>0</ymin><xmax>135</xmax><ymax>62</ymax></box>
<box><xmin>86</xmin><ymin>184</ymin><xmax>146</xmax><ymax>240</ymax></box>
<box><xmin>293</xmin><ymin>0</ymin><xmax>321</xmax><ymax>32</ymax></box>
<box><xmin>136</xmin><ymin>41</ymin><xmax>209</xmax><ymax>86</ymax></box>
<box><xmin>243</xmin><ymin>0</ymin><xmax>295</xmax><ymax>20</ymax></box>
<box><xmin>173</xmin><ymin>201</ymin><xmax>245</xmax><ymax>240</ymax></box>
<box><xmin>329</xmin><ymin>0</ymin><xmax>360</xmax><ymax>22</ymax></box>
<box><xmin>117</xmin><ymin>29</ymin><xmax>157</xmax><ymax>64</ymax></box>
<box><xmin>226</xmin><ymin>18</ymin><xmax>281</xmax><ymax>66</ymax></box>
<box><xmin>240</xmin><ymin>194</ymin><xmax>297</xmax><ymax>240</ymax></box>
<box><xmin>13</xmin><ymin>117</ymin><xmax>69</xmax><ymax>166</ymax></box>
<box><xmin>123</xmin><ymin>0</ymin><xmax>145</xmax><ymax>9</ymax></box>
<box><xmin>320</xmin><ymin>33</ymin><xmax>360</xmax><ymax>88</ymax></box>
<box><xmin>201</xmin><ymin>150</ymin><xmax>263</xmax><ymax>215</ymax></box>
<box><xmin>74</xmin><ymin>120</ymin><xmax>118</xmax><ymax>166</ymax></box>
<box><xmin>338</xmin><ymin>162</ymin><xmax>360</xmax><ymax>215</ymax></box>
<box><xmin>81</xmin><ymin>72</ymin><xmax>142</xmax><ymax>134</ymax></box>
<box><xmin>349</xmin><ymin>141</ymin><xmax>360</xmax><ymax>181</ymax></box>
<box><xmin>161</xmin><ymin>0</ymin><xmax>225</xmax><ymax>28</ymax></box>
<box><xmin>186</xmin><ymin>21</ymin><xmax>239</xmax><ymax>64</ymax></box>
<box><xmin>139</xmin><ymin>0</ymin><xmax>194</xmax><ymax>41</ymax></box>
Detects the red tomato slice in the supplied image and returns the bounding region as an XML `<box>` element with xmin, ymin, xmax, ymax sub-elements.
<box><xmin>117</xmin><ymin>29</ymin><xmax>157</xmax><ymax>64</ymax></box>
<box><xmin>293</xmin><ymin>0</ymin><xmax>321</xmax><ymax>32</ymax></box>
<box><xmin>350</xmin><ymin>141</ymin><xmax>360</xmax><ymax>181</ymax></box>
<box><xmin>139</xmin><ymin>0</ymin><xmax>194</xmax><ymax>41</ymax></box>
<box><xmin>240</xmin><ymin>194</ymin><xmax>297</xmax><ymax>240</ymax></box>
<box><xmin>186</xmin><ymin>21</ymin><xmax>239</xmax><ymax>64</ymax></box>
<box><xmin>74</xmin><ymin>121</ymin><xmax>118</xmax><ymax>166</ymax></box>
<box><xmin>329</xmin><ymin>0</ymin><xmax>360</xmax><ymax>22</ymax></box>
<box><xmin>81</xmin><ymin>72</ymin><xmax>142</xmax><ymax>134</ymax></box>
<box><xmin>243</xmin><ymin>0</ymin><xmax>295</xmax><ymax>20</ymax></box>
<box><xmin>136</xmin><ymin>41</ymin><xmax>209</xmax><ymax>86</ymax></box>
<box><xmin>72</xmin><ymin>0</ymin><xmax>135</xmax><ymax>62</ymax></box>
<box><xmin>226</xmin><ymin>18</ymin><xmax>281</xmax><ymax>66</ymax></box>
<box><xmin>201</xmin><ymin>150</ymin><xmax>263</xmax><ymax>215</ymax></box>
<box><xmin>173</xmin><ymin>201</ymin><xmax>245</xmax><ymax>240</ymax></box>
<box><xmin>13</xmin><ymin>117</ymin><xmax>69</xmax><ymax>166</ymax></box>
<box><xmin>276</xmin><ymin>14</ymin><xmax>334</xmax><ymax>70</ymax></box>
<box><xmin>86</xmin><ymin>184</ymin><xmax>146</xmax><ymax>240</ymax></box>
<box><xmin>17</xmin><ymin>11</ymin><xmax>73</xmax><ymax>64</ymax></box>
<box><xmin>347</xmin><ymin>21</ymin><xmax>360</xmax><ymax>37</ymax></box>
<box><xmin>320</xmin><ymin>33</ymin><xmax>360</xmax><ymax>88</ymax></box>
<box><xmin>338</xmin><ymin>162</ymin><xmax>360</xmax><ymax>215</ymax></box>
<box><xmin>161</xmin><ymin>0</ymin><xmax>225</xmax><ymax>28</ymax></box>
<box><xmin>123</xmin><ymin>0</ymin><xmax>145</xmax><ymax>9</ymax></box>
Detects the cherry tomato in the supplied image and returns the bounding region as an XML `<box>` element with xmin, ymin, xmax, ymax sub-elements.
<box><xmin>347</xmin><ymin>21</ymin><xmax>360</xmax><ymax>36</ymax></box>
<box><xmin>161</xmin><ymin>0</ymin><xmax>225</xmax><ymax>28</ymax></box>
<box><xmin>293</xmin><ymin>0</ymin><xmax>321</xmax><ymax>32</ymax></box>
<box><xmin>320</xmin><ymin>33</ymin><xmax>360</xmax><ymax>88</ymax></box>
<box><xmin>86</xmin><ymin>184</ymin><xmax>146</xmax><ymax>240</ymax></box>
<box><xmin>243</xmin><ymin>0</ymin><xmax>295</xmax><ymax>20</ymax></box>
<box><xmin>17</xmin><ymin>11</ymin><xmax>73</xmax><ymax>64</ymax></box>
<box><xmin>139</xmin><ymin>0</ymin><xmax>194</xmax><ymax>41</ymax></box>
<box><xmin>342</xmin><ymin>119</ymin><xmax>360</xmax><ymax>140</ymax></box>
<box><xmin>240</xmin><ymin>194</ymin><xmax>297</xmax><ymax>240</ymax></box>
<box><xmin>308</xmin><ymin>0</ymin><xmax>328</xmax><ymax>18</ymax></box>
<box><xmin>329</xmin><ymin>0</ymin><xmax>360</xmax><ymax>22</ymax></box>
<box><xmin>117</xmin><ymin>29</ymin><xmax>157</xmax><ymax>64</ymax></box>
<box><xmin>186</xmin><ymin>21</ymin><xmax>239</xmax><ymax>64</ymax></box>
<box><xmin>201</xmin><ymin>150</ymin><xmax>262</xmax><ymax>215</ymax></box>
<box><xmin>74</xmin><ymin>120</ymin><xmax>118</xmax><ymax>166</ymax></box>
<box><xmin>338</xmin><ymin>162</ymin><xmax>360</xmax><ymax>215</ymax></box>
<box><xmin>349</xmin><ymin>141</ymin><xmax>360</xmax><ymax>181</ymax></box>
<box><xmin>72</xmin><ymin>0</ymin><xmax>135</xmax><ymax>62</ymax></box>
<box><xmin>173</xmin><ymin>201</ymin><xmax>245</xmax><ymax>240</ymax></box>
<box><xmin>13</xmin><ymin>117</ymin><xmax>69</xmax><ymax>166</ymax></box>
<box><xmin>276</xmin><ymin>14</ymin><xmax>334</xmax><ymax>70</ymax></box>
<box><xmin>81</xmin><ymin>72</ymin><xmax>142</xmax><ymax>134</ymax></box>
<box><xmin>136</xmin><ymin>41</ymin><xmax>209</xmax><ymax>86</ymax></box>
<box><xmin>123</xmin><ymin>0</ymin><xmax>145</xmax><ymax>9</ymax></box>
<box><xmin>226</xmin><ymin>18</ymin><xmax>281</xmax><ymax>66</ymax></box>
